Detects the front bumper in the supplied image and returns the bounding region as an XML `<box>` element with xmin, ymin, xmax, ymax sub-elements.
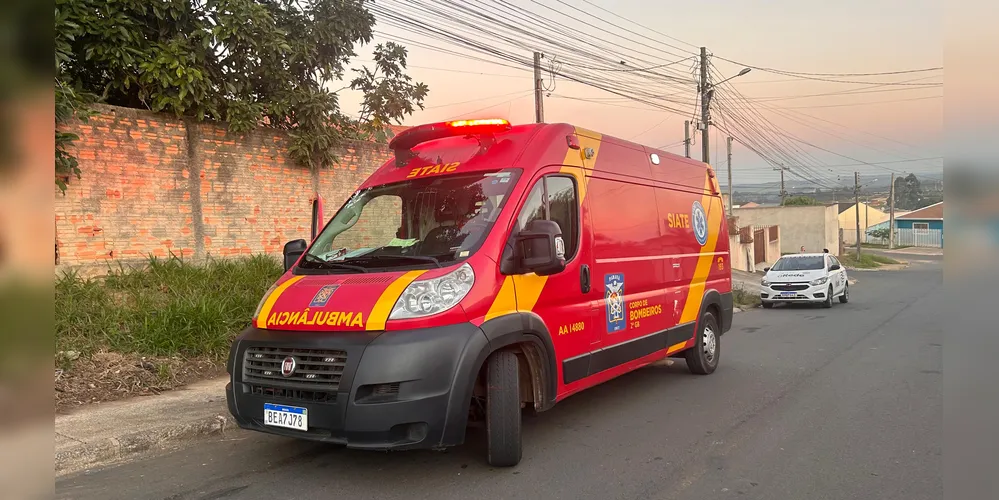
<box><xmin>226</xmin><ymin>323</ymin><xmax>488</xmax><ymax>451</ymax></box>
<box><xmin>761</xmin><ymin>282</ymin><xmax>830</xmax><ymax>303</ymax></box>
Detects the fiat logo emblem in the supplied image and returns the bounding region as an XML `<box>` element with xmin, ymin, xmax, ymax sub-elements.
<box><xmin>280</xmin><ymin>356</ymin><xmax>297</xmax><ymax>377</ymax></box>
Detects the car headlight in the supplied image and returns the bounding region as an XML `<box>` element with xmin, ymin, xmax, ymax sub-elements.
<box><xmin>761</xmin><ymin>278</ymin><xmax>770</xmax><ymax>287</ymax></box>
<box><xmin>253</xmin><ymin>281</ymin><xmax>279</xmax><ymax>321</ymax></box>
<box><xmin>389</xmin><ymin>263</ymin><xmax>475</xmax><ymax>320</ymax></box>
<box><xmin>810</xmin><ymin>276</ymin><xmax>829</xmax><ymax>286</ymax></box>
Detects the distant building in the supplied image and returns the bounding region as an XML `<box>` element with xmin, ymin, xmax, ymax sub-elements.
<box><xmin>895</xmin><ymin>201</ymin><xmax>944</xmax><ymax>247</ymax></box>
<box><xmin>838</xmin><ymin>202</ymin><xmax>889</xmax><ymax>233</ymax></box>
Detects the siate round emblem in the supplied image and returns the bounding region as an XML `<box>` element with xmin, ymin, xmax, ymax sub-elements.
<box><xmin>692</xmin><ymin>200</ymin><xmax>708</xmax><ymax>246</ymax></box>
<box><xmin>280</xmin><ymin>356</ymin><xmax>297</xmax><ymax>377</ymax></box>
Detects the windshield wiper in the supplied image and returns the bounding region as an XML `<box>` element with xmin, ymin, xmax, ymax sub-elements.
<box><xmin>301</xmin><ymin>254</ymin><xmax>369</xmax><ymax>273</ymax></box>
<box><xmin>346</xmin><ymin>254</ymin><xmax>442</xmax><ymax>268</ymax></box>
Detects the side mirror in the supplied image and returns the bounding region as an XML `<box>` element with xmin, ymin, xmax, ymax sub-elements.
<box><xmin>829</xmin><ymin>264</ymin><xmax>841</xmax><ymax>271</ymax></box>
<box><xmin>283</xmin><ymin>239</ymin><xmax>307</xmax><ymax>271</ymax></box>
<box><xmin>763</xmin><ymin>267</ymin><xmax>770</xmax><ymax>273</ymax></box>
<box><xmin>515</xmin><ymin>219</ymin><xmax>566</xmax><ymax>276</ymax></box>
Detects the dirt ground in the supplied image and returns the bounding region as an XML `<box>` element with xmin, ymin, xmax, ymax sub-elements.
<box><xmin>55</xmin><ymin>352</ymin><xmax>225</xmax><ymax>413</ymax></box>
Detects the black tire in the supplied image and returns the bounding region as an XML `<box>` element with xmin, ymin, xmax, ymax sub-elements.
<box><xmin>839</xmin><ymin>283</ymin><xmax>850</xmax><ymax>303</ymax></box>
<box><xmin>762</xmin><ymin>301</ymin><xmax>774</xmax><ymax>309</ymax></box>
<box><xmin>822</xmin><ymin>286</ymin><xmax>834</xmax><ymax>308</ymax></box>
<box><xmin>685</xmin><ymin>311</ymin><xmax>720</xmax><ymax>375</ymax></box>
<box><xmin>486</xmin><ymin>351</ymin><xmax>522</xmax><ymax>467</ymax></box>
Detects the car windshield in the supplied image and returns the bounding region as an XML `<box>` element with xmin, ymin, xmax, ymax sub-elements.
<box><xmin>300</xmin><ymin>169</ymin><xmax>521</xmax><ymax>272</ymax></box>
<box><xmin>771</xmin><ymin>255</ymin><xmax>825</xmax><ymax>271</ymax></box>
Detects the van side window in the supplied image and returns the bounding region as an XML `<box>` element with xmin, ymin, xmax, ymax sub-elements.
<box><xmin>517</xmin><ymin>182</ymin><xmax>547</xmax><ymax>232</ymax></box>
<box><xmin>515</xmin><ymin>175</ymin><xmax>580</xmax><ymax>261</ymax></box>
<box><xmin>546</xmin><ymin>176</ymin><xmax>579</xmax><ymax>260</ymax></box>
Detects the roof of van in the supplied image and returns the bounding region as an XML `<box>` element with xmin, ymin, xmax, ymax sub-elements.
<box><xmin>362</xmin><ymin>121</ymin><xmax>712</xmax><ymax>190</ymax></box>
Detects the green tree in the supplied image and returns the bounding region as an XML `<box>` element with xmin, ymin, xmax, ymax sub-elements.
<box><xmin>54</xmin><ymin>0</ymin><xmax>428</xmax><ymax>191</ymax></box>
<box><xmin>782</xmin><ymin>196</ymin><xmax>817</xmax><ymax>206</ymax></box>
<box><xmin>893</xmin><ymin>173</ymin><xmax>924</xmax><ymax>210</ymax></box>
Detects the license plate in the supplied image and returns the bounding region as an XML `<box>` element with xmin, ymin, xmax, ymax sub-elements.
<box><xmin>263</xmin><ymin>403</ymin><xmax>308</xmax><ymax>431</ymax></box>
<box><xmin>779</xmin><ymin>291</ymin><xmax>797</xmax><ymax>297</ymax></box>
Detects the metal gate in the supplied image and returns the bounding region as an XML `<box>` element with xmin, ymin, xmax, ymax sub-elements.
<box><xmin>754</xmin><ymin>227</ymin><xmax>766</xmax><ymax>264</ymax></box>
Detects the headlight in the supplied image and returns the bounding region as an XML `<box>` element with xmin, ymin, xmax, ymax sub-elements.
<box><xmin>810</xmin><ymin>276</ymin><xmax>829</xmax><ymax>286</ymax></box>
<box><xmin>389</xmin><ymin>263</ymin><xmax>475</xmax><ymax>320</ymax></box>
<box><xmin>761</xmin><ymin>278</ymin><xmax>770</xmax><ymax>287</ymax></box>
<box><xmin>253</xmin><ymin>281</ymin><xmax>279</xmax><ymax>321</ymax></box>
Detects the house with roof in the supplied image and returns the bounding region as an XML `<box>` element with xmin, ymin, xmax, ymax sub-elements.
<box><xmin>894</xmin><ymin>201</ymin><xmax>944</xmax><ymax>247</ymax></box>
<box><xmin>838</xmin><ymin>202</ymin><xmax>889</xmax><ymax>244</ymax></box>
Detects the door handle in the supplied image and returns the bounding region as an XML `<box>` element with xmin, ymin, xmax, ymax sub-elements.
<box><xmin>580</xmin><ymin>264</ymin><xmax>591</xmax><ymax>294</ymax></box>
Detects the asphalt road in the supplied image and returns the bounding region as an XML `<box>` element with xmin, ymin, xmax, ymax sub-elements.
<box><xmin>57</xmin><ymin>258</ymin><xmax>942</xmax><ymax>500</ymax></box>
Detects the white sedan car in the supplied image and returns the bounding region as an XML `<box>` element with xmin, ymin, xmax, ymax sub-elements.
<box><xmin>760</xmin><ymin>253</ymin><xmax>849</xmax><ymax>308</ymax></box>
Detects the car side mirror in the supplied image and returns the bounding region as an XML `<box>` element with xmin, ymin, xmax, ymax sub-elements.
<box><xmin>515</xmin><ymin>219</ymin><xmax>567</xmax><ymax>276</ymax></box>
<box><xmin>829</xmin><ymin>264</ymin><xmax>841</xmax><ymax>271</ymax></box>
<box><xmin>283</xmin><ymin>239</ymin><xmax>307</xmax><ymax>271</ymax></box>
<box><xmin>763</xmin><ymin>267</ymin><xmax>770</xmax><ymax>273</ymax></box>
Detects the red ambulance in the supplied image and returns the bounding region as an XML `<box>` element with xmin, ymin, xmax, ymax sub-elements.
<box><xmin>226</xmin><ymin>119</ymin><xmax>733</xmax><ymax>467</ymax></box>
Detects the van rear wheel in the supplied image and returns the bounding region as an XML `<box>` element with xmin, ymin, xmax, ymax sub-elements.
<box><xmin>486</xmin><ymin>351</ymin><xmax>522</xmax><ymax>467</ymax></box>
<box><xmin>685</xmin><ymin>311</ymin><xmax>720</xmax><ymax>375</ymax></box>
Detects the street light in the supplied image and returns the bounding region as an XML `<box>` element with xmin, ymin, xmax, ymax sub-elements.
<box><xmin>715</xmin><ymin>67</ymin><xmax>752</xmax><ymax>88</ymax></box>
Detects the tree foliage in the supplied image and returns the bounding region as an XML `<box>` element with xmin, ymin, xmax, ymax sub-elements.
<box><xmin>782</xmin><ymin>196</ymin><xmax>817</xmax><ymax>206</ymax></box>
<box><xmin>867</xmin><ymin>227</ymin><xmax>891</xmax><ymax>240</ymax></box>
<box><xmin>54</xmin><ymin>0</ymin><xmax>428</xmax><ymax>191</ymax></box>
<box><xmin>893</xmin><ymin>173</ymin><xmax>926</xmax><ymax>211</ymax></box>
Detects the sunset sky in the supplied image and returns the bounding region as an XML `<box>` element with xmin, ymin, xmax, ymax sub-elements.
<box><xmin>338</xmin><ymin>0</ymin><xmax>944</xmax><ymax>188</ymax></box>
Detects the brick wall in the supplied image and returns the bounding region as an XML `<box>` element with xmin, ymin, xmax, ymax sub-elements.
<box><xmin>55</xmin><ymin>105</ymin><xmax>400</xmax><ymax>275</ymax></box>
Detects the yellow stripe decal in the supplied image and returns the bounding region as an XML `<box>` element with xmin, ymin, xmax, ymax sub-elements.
<box><xmin>679</xmin><ymin>171</ymin><xmax>725</xmax><ymax>324</ymax></box>
<box><xmin>366</xmin><ymin>270</ymin><xmax>428</xmax><ymax>330</ymax></box>
<box><xmin>484</xmin><ymin>274</ymin><xmax>519</xmax><ymax>322</ymax></box>
<box><xmin>255</xmin><ymin>275</ymin><xmax>306</xmax><ymax>329</ymax></box>
<box><xmin>485</xmin><ymin>127</ymin><xmax>603</xmax><ymax>320</ymax></box>
<box><xmin>666</xmin><ymin>340</ymin><xmax>688</xmax><ymax>355</ymax></box>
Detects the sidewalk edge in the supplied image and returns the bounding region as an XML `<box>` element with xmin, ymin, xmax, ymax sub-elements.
<box><xmin>55</xmin><ymin>412</ymin><xmax>236</xmax><ymax>478</ymax></box>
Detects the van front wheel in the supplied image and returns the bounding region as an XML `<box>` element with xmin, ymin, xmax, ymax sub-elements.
<box><xmin>486</xmin><ymin>350</ymin><xmax>522</xmax><ymax>467</ymax></box>
<box><xmin>685</xmin><ymin>311</ymin><xmax>720</xmax><ymax>375</ymax></box>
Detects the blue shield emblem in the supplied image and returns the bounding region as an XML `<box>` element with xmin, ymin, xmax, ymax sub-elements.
<box><xmin>309</xmin><ymin>284</ymin><xmax>340</xmax><ymax>307</ymax></box>
<box><xmin>604</xmin><ymin>273</ymin><xmax>626</xmax><ymax>333</ymax></box>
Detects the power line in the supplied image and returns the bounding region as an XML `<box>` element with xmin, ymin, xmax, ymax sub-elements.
<box><xmin>712</xmin><ymin>59</ymin><xmax>943</xmax><ymax>77</ymax></box>
<box><xmin>424</xmin><ymin>90</ymin><xmax>530</xmax><ymax>109</ymax></box>
<box><xmin>575</xmin><ymin>0</ymin><xmax>701</xmax><ymax>50</ymax></box>
<box><xmin>712</xmin><ymin>55</ymin><xmax>943</xmax><ymax>85</ymax></box>
<box><xmin>774</xmin><ymin>95</ymin><xmax>942</xmax><ymax>109</ymax></box>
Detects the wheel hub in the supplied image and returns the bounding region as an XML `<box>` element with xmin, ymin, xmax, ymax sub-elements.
<box><xmin>702</xmin><ymin>325</ymin><xmax>716</xmax><ymax>363</ymax></box>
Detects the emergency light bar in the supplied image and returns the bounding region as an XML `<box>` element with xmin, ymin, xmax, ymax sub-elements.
<box><xmin>388</xmin><ymin>119</ymin><xmax>512</xmax><ymax>166</ymax></box>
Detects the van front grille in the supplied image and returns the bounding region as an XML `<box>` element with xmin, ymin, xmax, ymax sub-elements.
<box><xmin>242</xmin><ymin>347</ymin><xmax>347</xmax><ymax>395</ymax></box>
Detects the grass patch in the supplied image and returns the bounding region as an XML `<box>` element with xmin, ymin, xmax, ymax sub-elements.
<box><xmin>839</xmin><ymin>252</ymin><xmax>901</xmax><ymax>269</ymax></box>
<box><xmin>732</xmin><ymin>285</ymin><xmax>761</xmax><ymax>309</ymax></box>
<box><xmin>56</xmin><ymin>255</ymin><xmax>283</xmax><ymax>360</ymax></box>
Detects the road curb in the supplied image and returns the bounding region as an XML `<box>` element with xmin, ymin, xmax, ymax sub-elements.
<box><xmin>847</xmin><ymin>263</ymin><xmax>909</xmax><ymax>272</ymax></box>
<box><xmin>55</xmin><ymin>377</ymin><xmax>234</xmax><ymax>477</ymax></box>
<box><xmin>56</xmin><ymin>411</ymin><xmax>236</xmax><ymax>477</ymax></box>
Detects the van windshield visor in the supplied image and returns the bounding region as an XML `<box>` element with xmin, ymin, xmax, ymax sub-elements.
<box><xmin>301</xmin><ymin>169</ymin><xmax>521</xmax><ymax>271</ymax></box>
<box><xmin>771</xmin><ymin>256</ymin><xmax>825</xmax><ymax>271</ymax></box>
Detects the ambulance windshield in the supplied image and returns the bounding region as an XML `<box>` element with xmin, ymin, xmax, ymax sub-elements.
<box><xmin>301</xmin><ymin>169</ymin><xmax>521</xmax><ymax>271</ymax></box>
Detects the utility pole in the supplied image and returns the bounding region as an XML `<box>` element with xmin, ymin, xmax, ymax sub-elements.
<box><xmin>699</xmin><ymin>46</ymin><xmax>710</xmax><ymax>164</ymax></box>
<box><xmin>533</xmin><ymin>51</ymin><xmax>545</xmax><ymax>123</ymax></box>
<box><xmin>777</xmin><ymin>164</ymin><xmax>787</xmax><ymax>205</ymax></box>
<box><xmin>684</xmin><ymin>120</ymin><xmax>691</xmax><ymax>158</ymax></box>
<box><xmin>726</xmin><ymin>136</ymin><xmax>733</xmax><ymax>218</ymax></box>
<box><xmin>888</xmin><ymin>172</ymin><xmax>896</xmax><ymax>249</ymax></box>
<box><xmin>854</xmin><ymin>171</ymin><xmax>862</xmax><ymax>257</ymax></box>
